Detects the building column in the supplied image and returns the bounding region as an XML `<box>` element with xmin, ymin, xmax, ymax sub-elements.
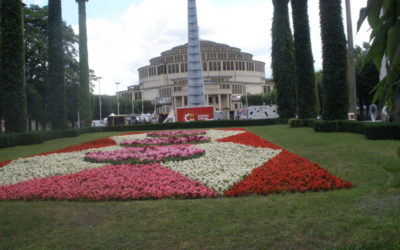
<box><xmin>226</xmin><ymin>94</ymin><xmax>230</xmax><ymax>110</ymax></box>
<box><xmin>181</xmin><ymin>96</ymin><xmax>184</xmax><ymax>107</ymax></box>
<box><xmin>205</xmin><ymin>94</ymin><xmax>209</xmax><ymax>105</ymax></box>
<box><xmin>218</xmin><ymin>94</ymin><xmax>222</xmax><ymax>111</ymax></box>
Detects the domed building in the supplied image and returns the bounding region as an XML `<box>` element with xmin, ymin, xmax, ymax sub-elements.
<box><xmin>118</xmin><ymin>40</ymin><xmax>273</xmax><ymax>114</ymax></box>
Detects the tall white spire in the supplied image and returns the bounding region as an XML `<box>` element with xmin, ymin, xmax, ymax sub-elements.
<box><xmin>187</xmin><ymin>0</ymin><xmax>205</xmax><ymax>106</ymax></box>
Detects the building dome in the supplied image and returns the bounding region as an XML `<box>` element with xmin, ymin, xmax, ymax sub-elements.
<box><xmin>119</xmin><ymin>40</ymin><xmax>273</xmax><ymax>114</ymax></box>
<box><xmin>138</xmin><ymin>40</ymin><xmax>265</xmax><ymax>79</ymax></box>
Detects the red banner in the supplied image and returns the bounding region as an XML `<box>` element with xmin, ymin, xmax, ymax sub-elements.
<box><xmin>176</xmin><ymin>106</ymin><xmax>214</xmax><ymax>122</ymax></box>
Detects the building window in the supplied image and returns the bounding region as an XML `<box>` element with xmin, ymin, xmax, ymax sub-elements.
<box><xmin>203</xmin><ymin>62</ymin><xmax>207</xmax><ymax>71</ymax></box>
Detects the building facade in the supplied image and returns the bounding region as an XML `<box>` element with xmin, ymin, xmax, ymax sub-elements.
<box><xmin>118</xmin><ymin>40</ymin><xmax>274</xmax><ymax>113</ymax></box>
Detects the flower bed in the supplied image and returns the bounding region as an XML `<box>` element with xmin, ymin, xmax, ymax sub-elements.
<box><xmin>147</xmin><ymin>130</ymin><xmax>207</xmax><ymax>137</ymax></box>
<box><xmin>120</xmin><ymin>135</ymin><xmax>210</xmax><ymax>147</ymax></box>
<box><xmin>0</xmin><ymin>129</ymin><xmax>352</xmax><ymax>201</ymax></box>
<box><xmin>84</xmin><ymin>144</ymin><xmax>205</xmax><ymax>165</ymax></box>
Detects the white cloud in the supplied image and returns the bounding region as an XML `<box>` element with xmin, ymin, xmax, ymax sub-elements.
<box><xmin>85</xmin><ymin>0</ymin><xmax>370</xmax><ymax>95</ymax></box>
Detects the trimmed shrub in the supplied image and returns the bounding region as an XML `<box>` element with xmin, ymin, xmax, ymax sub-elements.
<box><xmin>364</xmin><ymin>123</ymin><xmax>400</xmax><ymax>140</ymax></box>
<box><xmin>313</xmin><ymin>120</ymin><xmax>340</xmax><ymax>132</ymax></box>
<box><xmin>340</xmin><ymin>120</ymin><xmax>365</xmax><ymax>134</ymax></box>
<box><xmin>0</xmin><ymin>132</ymin><xmax>44</xmax><ymax>148</ymax></box>
<box><xmin>289</xmin><ymin>119</ymin><xmax>315</xmax><ymax>128</ymax></box>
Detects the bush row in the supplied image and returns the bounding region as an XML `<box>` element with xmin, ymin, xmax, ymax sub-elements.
<box><xmin>288</xmin><ymin>118</ymin><xmax>315</xmax><ymax>128</ymax></box>
<box><xmin>0</xmin><ymin>119</ymin><xmax>285</xmax><ymax>148</ymax></box>
<box><xmin>290</xmin><ymin>119</ymin><xmax>400</xmax><ymax>140</ymax></box>
<box><xmin>0</xmin><ymin>129</ymin><xmax>80</xmax><ymax>148</ymax></box>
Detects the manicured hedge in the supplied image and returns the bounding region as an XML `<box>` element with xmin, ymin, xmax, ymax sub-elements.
<box><xmin>340</xmin><ymin>120</ymin><xmax>365</xmax><ymax>134</ymax></box>
<box><xmin>288</xmin><ymin>119</ymin><xmax>315</xmax><ymax>128</ymax></box>
<box><xmin>0</xmin><ymin>119</ymin><xmax>285</xmax><ymax>148</ymax></box>
<box><xmin>364</xmin><ymin>123</ymin><xmax>400</xmax><ymax>140</ymax></box>
<box><xmin>0</xmin><ymin>129</ymin><xmax>79</xmax><ymax>148</ymax></box>
<box><xmin>307</xmin><ymin>120</ymin><xmax>399</xmax><ymax>140</ymax></box>
<box><xmin>313</xmin><ymin>120</ymin><xmax>340</xmax><ymax>132</ymax></box>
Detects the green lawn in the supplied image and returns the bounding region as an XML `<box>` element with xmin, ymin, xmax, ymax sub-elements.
<box><xmin>0</xmin><ymin>125</ymin><xmax>399</xmax><ymax>249</ymax></box>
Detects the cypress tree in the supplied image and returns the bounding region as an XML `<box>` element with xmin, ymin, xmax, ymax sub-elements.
<box><xmin>319</xmin><ymin>0</ymin><xmax>348</xmax><ymax>120</ymax></box>
<box><xmin>291</xmin><ymin>0</ymin><xmax>317</xmax><ymax>118</ymax></box>
<box><xmin>76</xmin><ymin>0</ymin><xmax>91</xmax><ymax>127</ymax></box>
<box><xmin>271</xmin><ymin>0</ymin><xmax>297</xmax><ymax>119</ymax></box>
<box><xmin>47</xmin><ymin>0</ymin><xmax>66</xmax><ymax>129</ymax></box>
<box><xmin>0</xmin><ymin>0</ymin><xmax>27</xmax><ymax>132</ymax></box>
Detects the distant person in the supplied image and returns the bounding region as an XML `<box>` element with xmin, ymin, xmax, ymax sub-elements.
<box><xmin>369</xmin><ymin>104</ymin><xmax>377</xmax><ymax>122</ymax></box>
<box><xmin>382</xmin><ymin>105</ymin><xmax>389</xmax><ymax>122</ymax></box>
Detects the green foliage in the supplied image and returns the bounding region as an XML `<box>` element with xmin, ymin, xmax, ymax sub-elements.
<box><xmin>22</xmin><ymin>4</ymin><xmax>83</xmax><ymax>130</ymax></box>
<box><xmin>319</xmin><ymin>0</ymin><xmax>349</xmax><ymax>120</ymax></box>
<box><xmin>24</xmin><ymin>5</ymin><xmax>48</xmax><ymax>126</ymax></box>
<box><xmin>358</xmin><ymin>0</ymin><xmax>400</xmax><ymax>114</ymax></box>
<box><xmin>0</xmin><ymin>0</ymin><xmax>27</xmax><ymax>132</ymax></box>
<box><xmin>47</xmin><ymin>0</ymin><xmax>66</xmax><ymax>129</ymax></box>
<box><xmin>271</xmin><ymin>0</ymin><xmax>297</xmax><ymax>119</ymax></box>
<box><xmin>355</xmin><ymin>44</ymin><xmax>380</xmax><ymax>120</ymax></box>
<box><xmin>240</xmin><ymin>94</ymin><xmax>263</xmax><ymax>106</ymax></box>
<box><xmin>291</xmin><ymin>0</ymin><xmax>317</xmax><ymax>119</ymax></box>
<box><xmin>77</xmin><ymin>0</ymin><xmax>92</xmax><ymax>127</ymax></box>
<box><xmin>262</xmin><ymin>89</ymin><xmax>277</xmax><ymax>105</ymax></box>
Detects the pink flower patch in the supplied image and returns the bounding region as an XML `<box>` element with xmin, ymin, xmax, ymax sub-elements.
<box><xmin>0</xmin><ymin>163</ymin><xmax>218</xmax><ymax>201</ymax></box>
<box><xmin>84</xmin><ymin>144</ymin><xmax>205</xmax><ymax>164</ymax></box>
<box><xmin>121</xmin><ymin>135</ymin><xmax>210</xmax><ymax>147</ymax></box>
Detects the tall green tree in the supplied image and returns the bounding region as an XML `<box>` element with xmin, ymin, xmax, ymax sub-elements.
<box><xmin>319</xmin><ymin>0</ymin><xmax>348</xmax><ymax>120</ymax></box>
<box><xmin>291</xmin><ymin>0</ymin><xmax>317</xmax><ymax>119</ymax></box>
<box><xmin>0</xmin><ymin>0</ymin><xmax>27</xmax><ymax>132</ymax></box>
<box><xmin>76</xmin><ymin>0</ymin><xmax>91</xmax><ymax>127</ymax></box>
<box><xmin>47</xmin><ymin>0</ymin><xmax>66</xmax><ymax>129</ymax></box>
<box><xmin>271</xmin><ymin>0</ymin><xmax>297</xmax><ymax>119</ymax></box>
<box><xmin>24</xmin><ymin>5</ymin><xmax>48</xmax><ymax>130</ymax></box>
<box><xmin>24</xmin><ymin>4</ymin><xmax>86</xmax><ymax>130</ymax></box>
<box><xmin>358</xmin><ymin>1</ymin><xmax>400</xmax><ymax>122</ymax></box>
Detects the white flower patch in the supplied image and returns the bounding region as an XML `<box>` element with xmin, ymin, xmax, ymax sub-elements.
<box><xmin>111</xmin><ymin>133</ymin><xmax>147</xmax><ymax>144</ymax></box>
<box><xmin>163</xmin><ymin>141</ymin><xmax>281</xmax><ymax>193</ymax></box>
<box><xmin>0</xmin><ymin>152</ymin><xmax>100</xmax><ymax>186</ymax></box>
<box><xmin>205</xmin><ymin>129</ymin><xmax>245</xmax><ymax>141</ymax></box>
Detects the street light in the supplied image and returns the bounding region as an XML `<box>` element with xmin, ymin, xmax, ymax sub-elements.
<box><xmin>115</xmin><ymin>82</ymin><xmax>120</xmax><ymax>115</ymax></box>
<box><xmin>97</xmin><ymin>76</ymin><xmax>103</xmax><ymax>121</ymax></box>
<box><xmin>140</xmin><ymin>90</ymin><xmax>144</xmax><ymax>114</ymax></box>
<box><xmin>245</xmin><ymin>84</ymin><xmax>249</xmax><ymax>119</ymax></box>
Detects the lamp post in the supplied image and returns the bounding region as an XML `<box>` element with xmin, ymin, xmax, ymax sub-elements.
<box><xmin>140</xmin><ymin>90</ymin><xmax>144</xmax><ymax>114</ymax></box>
<box><xmin>97</xmin><ymin>76</ymin><xmax>103</xmax><ymax>121</ymax></box>
<box><xmin>245</xmin><ymin>84</ymin><xmax>249</xmax><ymax>119</ymax></box>
<box><xmin>131</xmin><ymin>92</ymin><xmax>135</xmax><ymax>115</ymax></box>
<box><xmin>115</xmin><ymin>82</ymin><xmax>120</xmax><ymax>115</ymax></box>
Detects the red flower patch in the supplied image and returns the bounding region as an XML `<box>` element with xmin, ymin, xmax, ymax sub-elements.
<box><xmin>217</xmin><ymin>131</ymin><xmax>281</xmax><ymax>150</ymax></box>
<box><xmin>0</xmin><ymin>160</ymin><xmax>12</xmax><ymax>169</ymax></box>
<box><xmin>225</xmin><ymin>150</ymin><xmax>352</xmax><ymax>197</ymax></box>
<box><xmin>36</xmin><ymin>137</ymin><xmax>117</xmax><ymax>157</ymax></box>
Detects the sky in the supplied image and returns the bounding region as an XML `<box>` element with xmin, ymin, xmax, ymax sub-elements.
<box><xmin>23</xmin><ymin>0</ymin><xmax>371</xmax><ymax>96</ymax></box>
